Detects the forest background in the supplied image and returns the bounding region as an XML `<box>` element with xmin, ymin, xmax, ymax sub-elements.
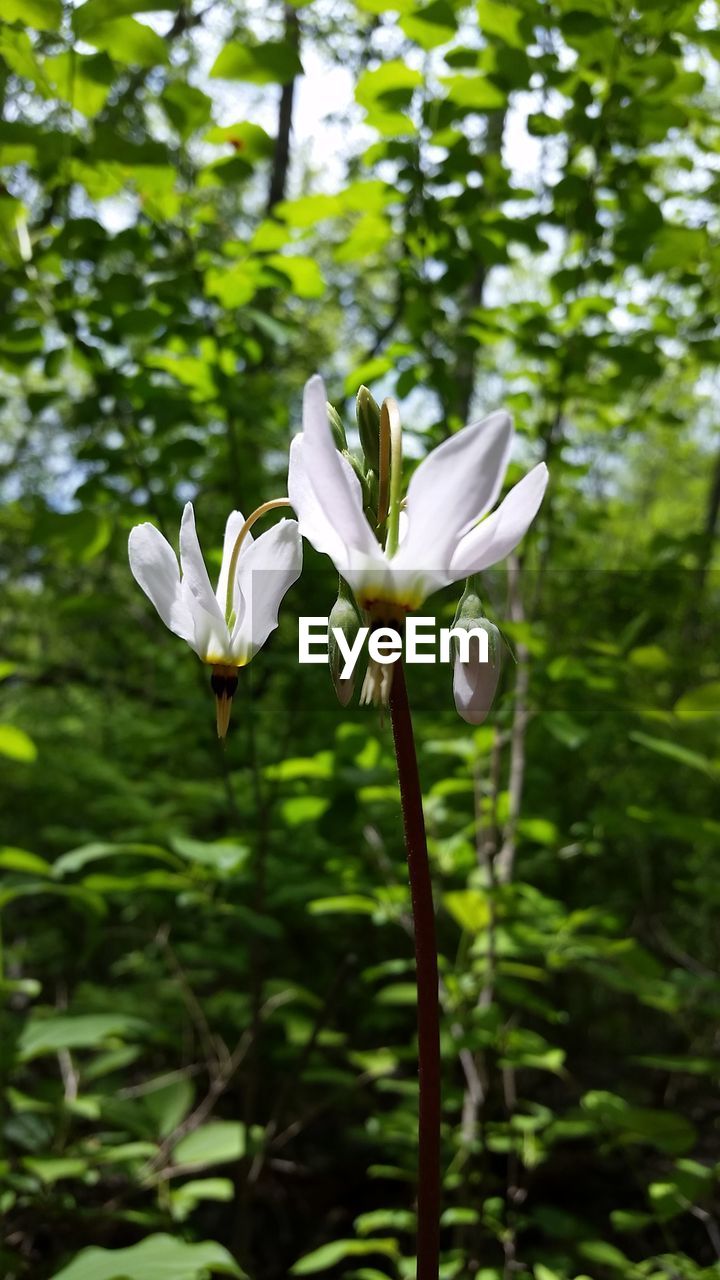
<box><xmin>0</xmin><ymin>0</ymin><xmax>719</xmax><ymax>1277</ymax></box>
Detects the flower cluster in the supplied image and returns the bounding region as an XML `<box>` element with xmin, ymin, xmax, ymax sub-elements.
<box><xmin>129</xmin><ymin>377</ymin><xmax>547</xmax><ymax>734</ymax></box>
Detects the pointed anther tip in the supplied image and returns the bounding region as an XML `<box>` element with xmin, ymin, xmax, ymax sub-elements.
<box><xmin>210</xmin><ymin>665</ymin><xmax>239</xmax><ymax>740</ymax></box>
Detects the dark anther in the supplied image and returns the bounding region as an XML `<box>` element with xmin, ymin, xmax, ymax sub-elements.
<box><xmin>210</xmin><ymin>672</ymin><xmax>239</xmax><ymax>698</ymax></box>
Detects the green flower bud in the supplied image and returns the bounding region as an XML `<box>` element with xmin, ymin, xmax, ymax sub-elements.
<box><xmin>356</xmin><ymin>384</ymin><xmax>381</xmax><ymax>475</ymax></box>
<box><xmin>327</xmin><ymin>401</ymin><xmax>348</xmax><ymax>451</ymax></box>
<box><xmin>328</xmin><ymin>579</ymin><xmax>363</xmax><ymax>707</ymax></box>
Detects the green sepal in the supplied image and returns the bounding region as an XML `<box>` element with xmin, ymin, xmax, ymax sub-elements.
<box><xmin>356</xmin><ymin>384</ymin><xmax>381</xmax><ymax>474</ymax></box>
<box><xmin>327</xmin><ymin>401</ymin><xmax>348</xmax><ymax>450</ymax></box>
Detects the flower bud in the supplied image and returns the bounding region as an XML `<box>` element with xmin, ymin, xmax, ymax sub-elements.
<box><xmin>356</xmin><ymin>385</ymin><xmax>381</xmax><ymax>475</ymax></box>
<box><xmin>450</xmin><ymin>581</ymin><xmax>502</xmax><ymax>725</ymax></box>
<box><xmin>328</xmin><ymin>580</ymin><xmax>363</xmax><ymax>707</ymax></box>
<box><xmin>327</xmin><ymin>401</ymin><xmax>348</xmax><ymax>451</ymax></box>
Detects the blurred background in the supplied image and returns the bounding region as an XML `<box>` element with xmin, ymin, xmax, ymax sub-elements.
<box><xmin>0</xmin><ymin>0</ymin><xmax>719</xmax><ymax>1277</ymax></box>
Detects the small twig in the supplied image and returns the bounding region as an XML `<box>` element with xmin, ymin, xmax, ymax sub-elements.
<box><xmin>145</xmin><ymin>990</ymin><xmax>293</xmax><ymax>1179</ymax></box>
<box><xmin>495</xmin><ymin>557</ymin><xmax>531</xmax><ymax>886</ymax></box>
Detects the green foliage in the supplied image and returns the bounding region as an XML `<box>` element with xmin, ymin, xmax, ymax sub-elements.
<box><xmin>50</xmin><ymin>1234</ymin><xmax>244</xmax><ymax>1279</ymax></box>
<box><xmin>0</xmin><ymin>0</ymin><xmax>719</xmax><ymax>1277</ymax></box>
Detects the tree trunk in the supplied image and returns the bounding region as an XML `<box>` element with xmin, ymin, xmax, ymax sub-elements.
<box><xmin>267</xmin><ymin>5</ymin><xmax>300</xmax><ymax>213</ymax></box>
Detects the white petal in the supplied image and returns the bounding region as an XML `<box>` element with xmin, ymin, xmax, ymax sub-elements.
<box><xmin>297</xmin><ymin>376</ymin><xmax>379</xmax><ymax>559</ymax></box>
<box><xmin>453</xmin><ymin>646</ymin><xmax>502</xmax><ymax>724</ymax></box>
<box><xmin>215</xmin><ymin>509</ymin><xmax>249</xmax><ymax>613</ymax></box>
<box><xmin>394</xmin><ymin>410</ymin><xmax>514</xmax><ymax>574</ymax></box>
<box><xmin>288</xmin><ymin>436</ymin><xmax>351</xmax><ymax>571</ymax></box>
<box><xmin>231</xmin><ymin>519</ymin><xmax>302</xmax><ymax>659</ymax></box>
<box><xmin>179</xmin><ymin>503</ymin><xmax>226</xmax><ymax>625</ymax></box>
<box><xmin>128</xmin><ymin>523</ymin><xmax>196</xmax><ymax>646</ymax></box>
<box><xmin>450</xmin><ymin>462</ymin><xmax>549</xmax><ymax>576</ymax></box>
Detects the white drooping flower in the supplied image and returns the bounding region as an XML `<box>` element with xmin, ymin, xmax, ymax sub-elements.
<box><xmin>128</xmin><ymin>502</ymin><xmax>302</xmax><ymax>736</ymax></box>
<box><xmin>288</xmin><ymin>375</ymin><xmax>548</xmax><ymax>719</ymax></box>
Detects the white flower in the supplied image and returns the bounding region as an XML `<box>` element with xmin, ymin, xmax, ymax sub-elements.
<box><xmin>288</xmin><ymin>375</ymin><xmax>548</xmax><ymax>617</ymax></box>
<box><xmin>128</xmin><ymin>502</ymin><xmax>302</xmax><ymax>736</ymax></box>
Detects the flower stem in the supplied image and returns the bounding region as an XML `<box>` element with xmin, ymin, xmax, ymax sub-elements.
<box><xmin>389</xmin><ymin>657</ymin><xmax>441</xmax><ymax>1280</ymax></box>
<box><xmin>224</xmin><ymin>497</ymin><xmax>292</xmax><ymax>622</ymax></box>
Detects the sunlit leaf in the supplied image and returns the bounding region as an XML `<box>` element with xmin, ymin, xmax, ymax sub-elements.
<box><xmin>211</xmin><ymin>40</ymin><xmax>303</xmax><ymax>84</ymax></box>
<box><xmin>0</xmin><ymin>724</ymin><xmax>37</xmax><ymax>763</ymax></box>
<box><xmin>50</xmin><ymin>1234</ymin><xmax>243</xmax><ymax>1280</ymax></box>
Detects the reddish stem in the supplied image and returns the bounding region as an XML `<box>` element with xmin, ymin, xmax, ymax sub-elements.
<box><xmin>389</xmin><ymin>657</ymin><xmax>441</xmax><ymax>1280</ymax></box>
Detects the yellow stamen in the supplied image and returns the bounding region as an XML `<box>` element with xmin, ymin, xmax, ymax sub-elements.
<box><xmin>224</xmin><ymin>498</ymin><xmax>292</xmax><ymax>623</ymax></box>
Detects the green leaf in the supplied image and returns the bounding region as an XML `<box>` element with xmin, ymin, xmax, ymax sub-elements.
<box><xmin>291</xmin><ymin>1239</ymin><xmax>399</xmax><ymax>1275</ymax></box>
<box><xmin>478</xmin><ymin>0</ymin><xmax>525</xmax><ymax>49</ymax></box>
<box><xmin>355</xmin><ymin>0</ymin><xmax>414</xmax><ymax>11</ymax></box>
<box><xmin>50</xmin><ymin>1234</ymin><xmax>244</xmax><ymax>1280</ymax></box>
<box><xmin>355</xmin><ymin>1208</ymin><xmax>415</xmax><ymax>1234</ymax></box>
<box><xmin>0</xmin><ymin>847</ymin><xmax>51</xmax><ymax>875</ymax></box>
<box><xmin>169</xmin><ymin>1178</ymin><xmax>234</xmax><ymax>1223</ymax></box>
<box><xmin>674</xmin><ymin>682</ymin><xmax>720</xmax><ymax>721</ymax></box>
<box><xmin>264</xmin><ymin>752</ymin><xmax>333</xmax><ymax>781</ymax></box>
<box><xmin>43</xmin><ymin>52</ymin><xmax>114</xmax><ymax>117</ymax></box>
<box><xmin>582</xmin><ymin>1091</ymin><xmax>696</xmax><ymax>1155</ymax></box>
<box><xmin>441</xmin><ymin>73</ymin><xmax>506</xmax><ymax>110</ymax></box>
<box><xmin>204</xmin><ymin>261</ymin><xmax>263</xmax><ymax>308</ymax></box>
<box><xmin>173</xmin><ymin>1121</ymin><xmax>246</xmax><ymax>1168</ymax></box>
<box><xmin>443</xmin><ymin>889</ymin><xmax>490</xmax><ymax>932</ymax></box>
<box><xmin>161</xmin><ymin>82</ymin><xmax>213</xmax><ymax>139</ymax></box>
<box><xmin>280</xmin><ymin>795</ymin><xmax>330</xmax><ymax>825</ymax></box>
<box><xmin>170</xmin><ymin>836</ymin><xmax>250</xmax><ymax>874</ymax></box>
<box><xmin>516</xmin><ymin>818</ymin><xmax>558</xmax><ymax>846</ymax></box>
<box><xmin>34</xmin><ymin>509</ymin><xmax>112</xmax><ymax>563</ymax></box>
<box><xmin>265</xmin><ymin>254</ymin><xmax>325</xmax><ymax>298</ymax></box>
<box><xmin>376</xmin><ymin>983</ymin><xmax>417</xmax><ymax>1006</ymax></box>
<box><xmin>632</xmin><ymin>1054</ymin><xmax>719</xmax><ymax>1075</ymax></box>
<box><xmin>0</xmin><ymin>882</ymin><xmax>106</xmax><ymax>915</ymax></box>
<box><xmin>77</xmin><ymin>16</ymin><xmax>169</xmax><ymax>67</ymax></box>
<box><xmin>0</xmin><ymin>28</ymin><xmax>45</xmax><ymax>82</ymax></box>
<box><xmin>276</xmin><ymin>193</ymin><xmax>345</xmax><ymax>227</ymax></box>
<box><xmin>204</xmin><ymin>121</ymin><xmax>273</xmax><ymax>159</ymax></box>
<box><xmin>53</xmin><ymin>841</ymin><xmax>182</xmax><ymax>877</ymax></box>
<box><xmin>308</xmin><ymin>895</ymin><xmax>377</xmax><ymax>916</ymax></box>
<box><xmin>19</xmin><ymin>1014</ymin><xmax>149</xmax><ymax>1061</ymax></box>
<box><xmin>543</xmin><ymin>710</ymin><xmax>589</xmax><ymax>749</ymax></box>
<box><xmin>211</xmin><ymin>40</ymin><xmax>302</xmax><ymax>84</ymax></box>
<box><xmin>334</xmin><ymin>214</ymin><xmax>392</xmax><ymax>264</ymax></box>
<box><xmin>2</xmin><ymin>0</ymin><xmax>62</xmax><ymax>31</ymax></box>
<box><xmin>0</xmin><ymin>724</ymin><xmax>37</xmax><ymax>763</ymax></box>
<box><xmin>23</xmin><ymin>1156</ymin><xmax>88</xmax><ymax>1184</ymax></box>
<box><xmin>400</xmin><ymin>0</ymin><xmax>457</xmax><ymax>49</ymax></box>
<box><xmin>576</xmin><ymin>1241</ymin><xmax>630</xmax><ymax>1270</ymax></box>
<box><xmin>143</xmin><ymin>1077</ymin><xmax>194</xmax><ymax>1138</ymax></box>
<box><xmin>630</xmin><ymin>731</ymin><xmax>717</xmax><ymax>778</ymax></box>
<box><xmin>73</xmin><ymin>0</ymin><xmax>180</xmax><ymax>37</ymax></box>
<box><xmin>356</xmin><ymin>61</ymin><xmax>422</xmax><ymax>109</ymax></box>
